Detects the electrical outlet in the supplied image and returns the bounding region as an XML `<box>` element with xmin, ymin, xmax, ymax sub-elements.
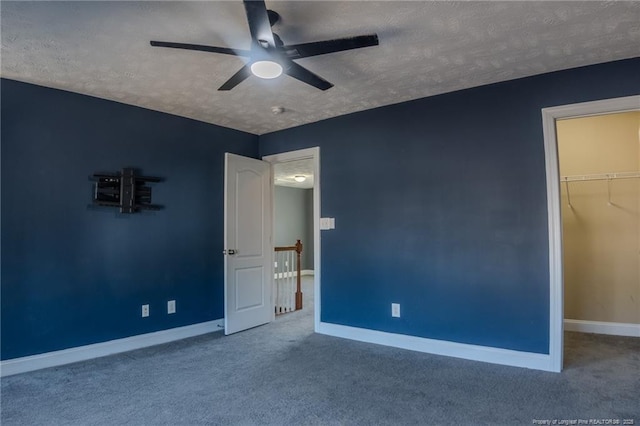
<box><xmin>142</xmin><ymin>304</ymin><xmax>149</xmax><ymax>317</ymax></box>
<box><xmin>391</xmin><ymin>303</ymin><xmax>401</xmax><ymax>318</ymax></box>
<box><xmin>167</xmin><ymin>300</ymin><xmax>176</xmax><ymax>314</ymax></box>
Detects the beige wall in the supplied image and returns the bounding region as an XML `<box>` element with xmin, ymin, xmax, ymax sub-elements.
<box><xmin>557</xmin><ymin>111</ymin><xmax>640</xmax><ymax>324</ymax></box>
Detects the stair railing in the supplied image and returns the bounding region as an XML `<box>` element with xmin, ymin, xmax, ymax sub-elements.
<box><xmin>274</xmin><ymin>240</ymin><xmax>303</xmax><ymax>314</ymax></box>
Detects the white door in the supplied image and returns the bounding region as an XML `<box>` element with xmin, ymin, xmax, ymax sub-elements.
<box><xmin>224</xmin><ymin>153</ymin><xmax>273</xmax><ymax>335</ymax></box>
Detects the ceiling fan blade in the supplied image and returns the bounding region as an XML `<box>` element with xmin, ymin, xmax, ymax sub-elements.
<box><xmin>281</xmin><ymin>34</ymin><xmax>379</xmax><ymax>59</ymax></box>
<box><xmin>218</xmin><ymin>65</ymin><xmax>252</xmax><ymax>91</ymax></box>
<box><xmin>284</xmin><ymin>61</ymin><xmax>333</xmax><ymax>91</ymax></box>
<box><xmin>150</xmin><ymin>41</ymin><xmax>251</xmax><ymax>57</ymax></box>
<box><xmin>243</xmin><ymin>0</ymin><xmax>275</xmax><ymax>48</ymax></box>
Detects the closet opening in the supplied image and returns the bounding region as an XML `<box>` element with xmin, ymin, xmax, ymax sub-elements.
<box><xmin>557</xmin><ymin>111</ymin><xmax>640</xmax><ymax>342</ymax></box>
<box><xmin>542</xmin><ymin>95</ymin><xmax>639</xmax><ymax>372</ymax></box>
<box><xmin>558</xmin><ymin>111</ymin><xmax>640</xmax><ymax>370</ymax></box>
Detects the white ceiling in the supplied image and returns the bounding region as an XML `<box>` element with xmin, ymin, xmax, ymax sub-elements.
<box><xmin>2</xmin><ymin>1</ymin><xmax>639</xmax><ymax>135</ymax></box>
<box><xmin>274</xmin><ymin>158</ymin><xmax>314</xmax><ymax>189</ymax></box>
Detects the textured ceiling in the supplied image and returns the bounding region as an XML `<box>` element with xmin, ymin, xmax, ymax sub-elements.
<box><xmin>274</xmin><ymin>158</ymin><xmax>314</xmax><ymax>189</ymax></box>
<box><xmin>1</xmin><ymin>1</ymin><xmax>639</xmax><ymax>135</ymax></box>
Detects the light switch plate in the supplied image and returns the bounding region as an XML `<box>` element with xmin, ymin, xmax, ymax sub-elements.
<box><xmin>320</xmin><ymin>217</ymin><xmax>336</xmax><ymax>230</ymax></box>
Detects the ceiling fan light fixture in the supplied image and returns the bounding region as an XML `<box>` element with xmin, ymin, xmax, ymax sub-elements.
<box><xmin>294</xmin><ymin>175</ymin><xmax>306</xmax><ymax>183</ymax></box>
<box><xmin>149</xmin><ymin>1</ymin><xmax>379</xmax><ymax>91</ymax></box>
<box><xmin>250</xmin><ymin>60</ymin><xmax>283</xmax><ymax>79</ymax></box>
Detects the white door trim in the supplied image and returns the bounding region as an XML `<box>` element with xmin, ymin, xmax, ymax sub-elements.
<box><xmin>263</xmin><ymin>147</ymin><xmax>321</xmax><ymax>331</ymax></box>
<box><xmin>541</xmin><ymin>95</ymin><xmax>640</xmax><ymax>373</ymax></box>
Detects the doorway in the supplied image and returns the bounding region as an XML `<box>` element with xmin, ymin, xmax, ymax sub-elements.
<box><xmin>542</xmin><ymin>95</ymin><xmax>640</xmax><ymax>372</ymax></box>
<box><xmin>557</xmin><ymin>112</ymin><xmax>640</xmax><ymax>331</ymax></box>
<box><xmin>263</xmin><ymin>147</ymin><xmax>321</xmax><ymax>332</ymax></box>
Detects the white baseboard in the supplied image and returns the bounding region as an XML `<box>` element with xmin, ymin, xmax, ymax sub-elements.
<box><xmin>317</xmin><ymin>322</ymin><xmax>555</xmax><ymax>372</ymax></box>
<box><xmin>0</xmin><ymin>319</ymin><xmax>224</xmax><ymax>377</ymax></box>
<box><xmin>564</xmin><ymin>319</ymin><xmax>640</xmax><ymax>337</ymax></box>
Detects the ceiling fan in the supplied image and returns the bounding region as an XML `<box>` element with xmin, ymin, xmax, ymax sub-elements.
<box><xmin>150</xmin><ymin>0</ymin><xmax>379</xmax><ymax>91</ymax></box>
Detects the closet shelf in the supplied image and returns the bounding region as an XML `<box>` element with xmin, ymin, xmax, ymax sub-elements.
<box><xmin>561</xmin><ymin>171</ymin><xmax>640</xmax><ymax>182</ymax></box>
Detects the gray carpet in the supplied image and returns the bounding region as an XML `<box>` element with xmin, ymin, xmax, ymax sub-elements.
<box><xmin>2</xmin><ymin>277</ymin><xmax>639</xmax><ymax>425</ymax></box>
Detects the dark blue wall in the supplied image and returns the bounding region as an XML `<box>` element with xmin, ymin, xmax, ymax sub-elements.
<box><xmin>3</xmin><ymin>58</ymin><xmax>638</xmax><ymax>361</ymax></box>
<box><xmin>260</xmin><ymin>58</ymin><xmax>640</xmax><ymax>354</ymax></box>
<box><xmin>1</xmin><ymin>79</ymin><xmax>258</xmax><ymax>360</ymax></box>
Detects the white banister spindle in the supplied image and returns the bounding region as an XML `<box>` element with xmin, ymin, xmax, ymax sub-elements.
<box><xmin>278</xmin><ymin>251</ymin><xmax>282</xmax><ymax>314</ymax></box>
<box><xmin>288</xmin><ymin>251</ymin><xmax>293</xmax><ymax>311</ymax></box>
<box><xmin>291</xmin><ymin>251</ymin><xmax>296</xmax><ymax>311</ymax></box>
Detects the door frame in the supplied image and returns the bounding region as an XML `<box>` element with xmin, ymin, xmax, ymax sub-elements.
<box><xmin>541</xmin><ymin>95</ymin><xmax>640</xmax><ymax>372</ymax></box>
<box><xmin>262</xmin><ymin>147</ymin><xmax>321</xmax><ymax>331</ymax></box>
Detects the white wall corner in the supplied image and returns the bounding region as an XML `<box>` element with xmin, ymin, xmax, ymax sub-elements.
<box><xmin>0</xmin><ymin>319</ymin><xmax>224</xmax><ymax>377</ymax></box>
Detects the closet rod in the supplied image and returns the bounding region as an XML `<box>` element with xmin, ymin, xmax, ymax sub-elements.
<box><xmin>561</xmin><ymin>171</ymin><xmax>640</xmax><ymax>183</ymax></box>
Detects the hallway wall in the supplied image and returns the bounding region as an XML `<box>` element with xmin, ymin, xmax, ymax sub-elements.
<box><xmin>274</xmin><ymin>186</ymin><xmax>314</xmax><ymax>270</ymax></box>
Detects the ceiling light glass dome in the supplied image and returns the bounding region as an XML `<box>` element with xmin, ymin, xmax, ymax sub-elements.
<box><xmin>250</xmin><ymin>61</ymin><xmax>283</xmax><ymax>79</ymax></box>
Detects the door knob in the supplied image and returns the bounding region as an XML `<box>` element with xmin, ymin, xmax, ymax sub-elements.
<box><xmin>223</xmin><ymin>249</ymin><xmax>237</xmax><ymax>255</ymax></box>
